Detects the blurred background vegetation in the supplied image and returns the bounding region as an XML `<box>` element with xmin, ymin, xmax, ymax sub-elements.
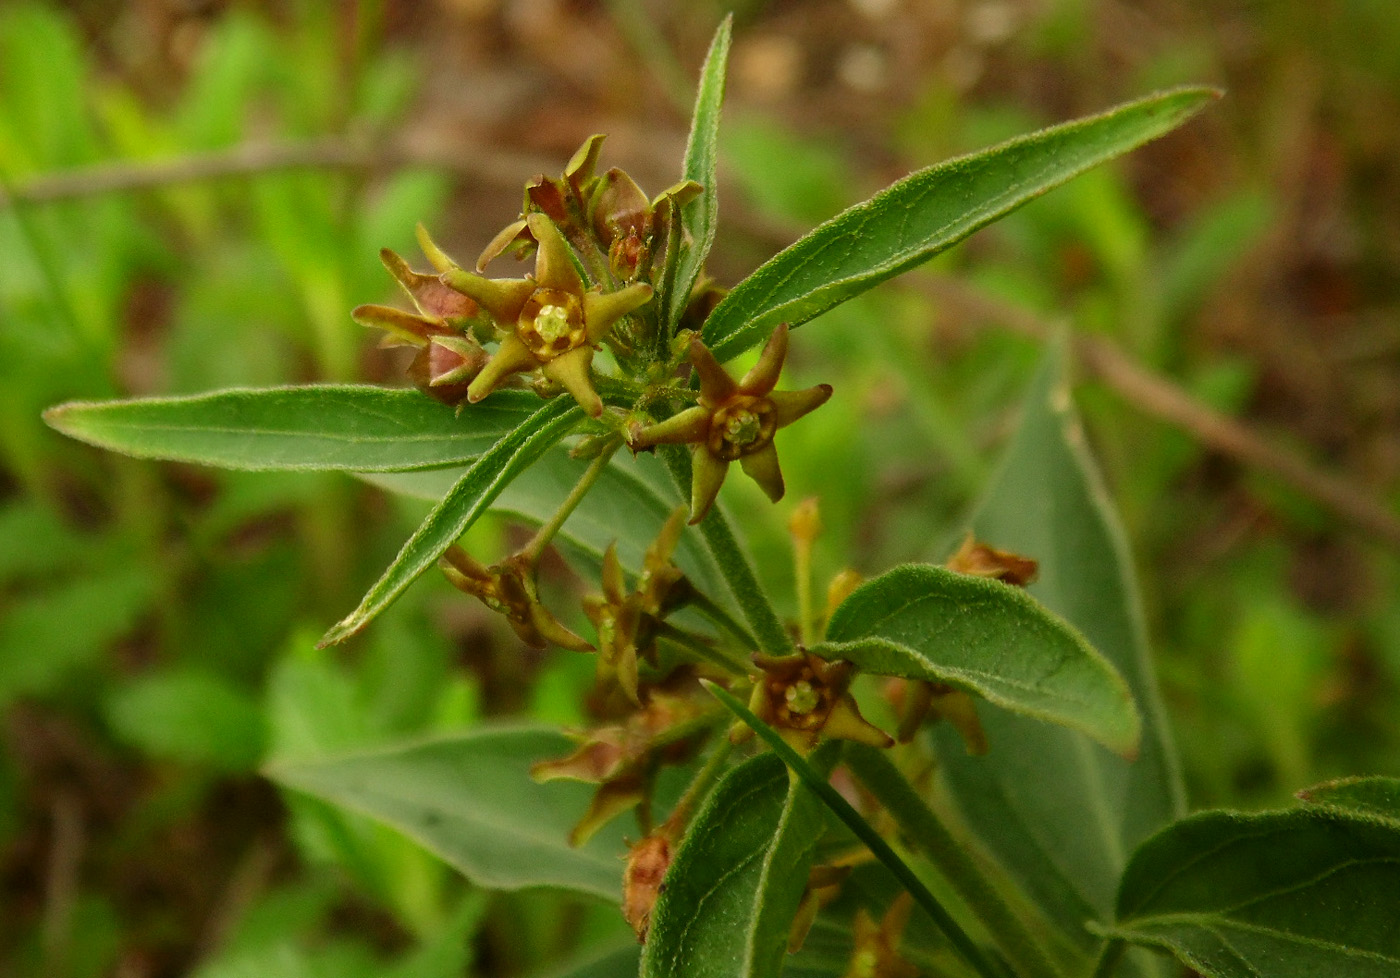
<box><xmin>1</xmin><ymin>0</ymin><xmax>1398</xmax><ymax>975</ymax></box>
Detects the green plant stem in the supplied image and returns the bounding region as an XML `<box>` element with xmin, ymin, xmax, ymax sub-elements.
<box><xmin>521</xmin><ymin>442</ymin><xmax>619</xmax><ymax>563</ymax></box>
<box><xmin>660</xmin><ymin>736</ymin><xmax>734</xmax><ymax>838</ymax></box>
<box><xmin>1088</xmin><ymin>939</ymin><xmax>1125</xmax><ymax>978</ymax></box>
<box><xmin>844</xmin><ymin>744</ymin><xmax>1068</xmax><ymax>978</ymax></box>
<box><xmin>687</xmin><ymin>589</ymin><xmax>759</xmax><ymax>650</ymax></box>
<box><xmin>655</xmin><ymin>621</ymin><xmax>750</xmax><ymax>675</ymax></box>
<box><xmin>705</xmin><ymin>681</ymin><xmax>1006</xmax><ymax>978</ymax></box>
<box><xmin>659</xmin><ymin>444</ymin><xmax>794</xmax><ymax>656</ymax></box>
<box><xmin>793</xmin><ymin>530</ymin><xmax>815</xmax><ymax>647</ymax></box>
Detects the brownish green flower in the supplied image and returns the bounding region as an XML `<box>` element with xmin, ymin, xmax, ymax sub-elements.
<box><xmin>531</xmin><ymin>682</ymin><xmax>711</xmax><ymax>846</ymax></box>
<box><xmin>441</xmin><ymin>212</ymin><xmax>653</xmax><ymax>417</ymax></box>
<box><xmin>627</xmin><ymin>324</ymin><xmax>831</xmax><ymax>523</ymax></box>
<box><xmin>438</xmin><ymin>547</ymin><xmax>592</xmax><ymax>653</ymax></box>
<box><xmin>582</xmin><ymin>506</ymin><xmax>691</xmax><ymax>704</ymax></box>
<box><xmin>745</xmin><ymin>651</ymin><xmax>892</xmax><ymax>754</ymax></box>
<box><xmin>945</xmin><ymin>532</ymin><xmax>1039</xmax><ymax>586</ymax></box>
<box><xmin>843</xmin><ymin>894</ymin><xmax>919</xmax><ymax>978</ymax></box>
<box><xmin>352</xmin><ymin>226</ymin><xmax>489</xmax><ymax>405</ymax></box>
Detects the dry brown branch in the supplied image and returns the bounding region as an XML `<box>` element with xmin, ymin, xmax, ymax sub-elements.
<box><xmin>921</xmin><ymin>275</ymin><xmax>1400</xmax><ymax>550</ymax></box>
<box><xmin>0</xmin><ymin>134</ymin><xmax>553</xmax><ymax>206</ymax></box>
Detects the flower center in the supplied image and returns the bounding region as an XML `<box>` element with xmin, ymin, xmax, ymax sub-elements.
<box><xmin>709</xmin><ymin>396</ymin><xmax>777</xmax><ymax>461</ymax></box>
<box><xmin>724</xmin><ymin>410</ymin><xmax>762</xmax><ymax>447</ymax></box>
<box><xmin>518</xmin><ymin>289</ymin><xmax>584</xmax><ymax>358</ymax></box>
<box><xmin>534</xmin><ymin>304</ymin><xmax>573</xmax><ymax>343</ymax></box>
<box><xmin>785</xmin><ymin>680</ymin><xmax>820</xmax><ymax>715</ymax></box>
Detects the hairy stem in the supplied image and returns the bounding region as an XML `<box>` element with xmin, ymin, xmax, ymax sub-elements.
<box><xmin>521</xmin><ymin>442</ymin><xmax>619</xmax><ymax>563</ymax></box>
<box><xmin>659</xmin><ymin>736</ymin><xmax>734</xmax><ymax>839</ymax></box>
<box><xmin>844</xmin><ymin>744</ymin><xmax>1068</xmax><ymax>978</ymax></box>
<box><xmin>659</xmin><ymin>444</ymin><xmax>794</xmax><ymax>656</ymax></box>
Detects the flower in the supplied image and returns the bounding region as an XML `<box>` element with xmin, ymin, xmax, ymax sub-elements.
<box><xmin>745</xmin><ymin>651</ymin><xmax>892</xmax><ymax>753</ymax></box>
<box><xmin>531</xmin><ymin>679</ymin><xmax>712</xmax><ymax>846</ymax></box>
<box><xmin>438</xmin><ymin>547</ymin><xmax>592</xmax><ymax>653</ymax></box>
<box><xmin>441</xmin><ymin>212</ymin><xmax>653</xmax><ymax>417</ymax></box>
<box><xmin>582</xmin><ymin>506</ymin><xmax>692</xmax><ymax>704</ymax></box>
<box><xmin>945</xmin><ymin>532</ymin><xmax>1038</xmax><ymax>586</ymax></box>
<box><xmin>843</xmin><ymin>894</ymin><xmax>919</xmax><ymax>978</ymax></box>
<box><xmin>626</xmin><ymin>324</ymin><xmax>831</xmax><ymax>523</ymax></box>
<box><xmin>352</xmin><ymin>225</ymin><xmax>489</xmax><ymax>405</ymax></box>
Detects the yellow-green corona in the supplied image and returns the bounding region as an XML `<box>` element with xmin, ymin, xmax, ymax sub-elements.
<box><xmin>441</xmin><ymin>212</ymin><xmax>652</xmax><ymax>417</ymax></box>
<box><xmin>627</xmin><ymin>324</ymin><xmax>831</xmax><ymax>523</ymax></box>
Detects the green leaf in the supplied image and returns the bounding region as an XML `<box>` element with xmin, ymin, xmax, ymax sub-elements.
<box><xmin>1297</xmin><ymin>776</ymin><xmax>1400</xmax><ymax>829</ymax></box>
<box><xmin>267</xmin><ymin>726</ymin><xmax>632</xmax><ymax>900</ymax></box>
<box><xmin>702</xmin><ymin>87</ymin><xmax>1219</xmax><ymax>361</ymax></box>
<box><xmin>361</xmin><ymin>449</ymin><xmax>732</xmax><ymax>610</ymax></box>
<box><xmin>105</xmin><ymin>668</ymin><xmax>267</xmax><ymax>770</ymax></box>
<box><xmin>44</xmin><ymin>385</ymin><xmax>537</xmax><ymax>472</ymax></box>
<box><xmin>641</xmin><ymin>748</ymin><xmax>832</xmax><ymax>978</ymax></box>
<box><xmin>320</xmin><ymin>397</ymin><xmax>581</xmax><ymax>646</ymax></box>
<box><xmin>663</xmin><ymin>15</ymin><xmax>732</xmax><ymax>332</ymax></box>
<box><xmin>704</xmin><ymin>682</ymin><xmax>1001</xmax><ymax>978</ymax></box>
<box><xmin>1104</xmin><ymin>807</ymin><xmax>1400</xmax><ymax>978</ymax></box>
<box><xmin>0</xmin><ymin>567</ymin><xmax>158</xmax><ymax>706</ymax></box>
<box><xmin>931</xmin><ymin>341</ymin><xmax>1185</xmax><ymax>970</ymax></box>
<box><xmin>821</xmin><ymin>563</ymin><xmax>1140</xmax><ymax>756</ymax></box>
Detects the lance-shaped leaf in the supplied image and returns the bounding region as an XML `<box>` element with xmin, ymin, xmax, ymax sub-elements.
<box><xmin>1297</xmin><ymin>776</ymin><xmax>1400</xmax><ymax>829</ymax></box>
<box><xmin>44</xmin><ymin>385</ymin><xmax>538</xmax><ymax>471</ymax></box>
<box><xmin>929</xmin><ymin>342</ymin><xmax>1185</xmax><ymax>974</ymax></box>
<box><xmin>662</xmin><ymin>15</ymin><xmax>732</xmax><ymax>333</ymax></box>
<box><xmin>702</xmin><ymin>87</ymin><xmax>1218</xmax><ymax>361</ymax></box>
<box><xmin>361</xmin><ymin>449</ymin><xmax>733</xmax><ymax>610</ymax></box>
<box><xmin>641</xmin><ymin>748</ymin><xmax>833</xmax><ymax>978</ymax></box>
<box><xmin>320</xmin><ymin>397</ymin><xmax>581</xmax><ymax>646</ymax></box>
<box><xmin>819</xmin><ymin>563</ymin><xmax>1139</xmax><ymax>757</ymax></box>
<box><xmin>1102</xmin><ymin>807</ymin><xmax>1400</xmax><ymax>978</ymax></box>
<box><xmin>267</xmin><ymin>727</ymin><xmax>632</xmax><ymax>899</ymax></box>
<box><xmin>935</xmin><ymin>342</ymin><xmax>1187</xmax><ymax>973</ymax></box>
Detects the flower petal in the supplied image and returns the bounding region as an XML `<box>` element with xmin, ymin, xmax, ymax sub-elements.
<box><xmin>414</xmin><ymin>223</ymin><xmax>460</xmax><ymax>273</ymax></box>
<box><xmin>689</xmin><ymin>450</ymin><xmax>730</xmax><ymax>524</ymax></box>
<box><xmin>769</xmin><ymin>384</ymin><xmax>833</xmax><ymax>429</ymax></box>
<box><xmin>582</xmin><ymin>282</ymin><xmax>653</xmax><ymax>344</ymax></box>
<box><xmin>351</xmin><ymin>304</ymin><xmax>435</xmax><ymax>347</ymax></box>
<box><xmin>526</xmin><ymin>213</ymin><xmax>585</xmax><ymax>295</ymax></box>
<box><xmin>689</xmin><ymin>338</ymin><xmax>739</xmax><ymax>405</ymax></box>
<box><xmin>739</xmin><ymin>442</ymin><xmax>786</xmax><ymax>502</ymax></box>
<box><xmin>541</xmin><ymin>346</ymin><xmax>603</xmax><ymax>417</ymax></box>
<box><xmin>627</xmin><ymin>406</ymin><xmax>711</xmax><ymax>450</ymax></box>
<box><xmin>739</xmin><ymin>323</ymin><xmax>789</xmax><ymax>395</ymax></box>
<box><xmin>441</xmin><ymin>268</ymin><xmax>534</xmax><ymax>324</ymax></box>
<box><xmin>467</xmin><ymin>333</ymin><xmax>538</xmax><ymax>403</ymax></box>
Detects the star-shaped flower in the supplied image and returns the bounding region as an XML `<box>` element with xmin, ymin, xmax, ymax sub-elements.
<box><xmin>583</xmin><ymin>506</ymin><xmax>692</xmax><ymax>704</ymax></box>
<box><xmin>843</xmin><ymin>894</ymin><xmax>920</xmax><ymax>978</ymax></box>
<box><xmin>352</xmin><ymin>225</ymin><xmax>489</xmax><ymax>405</ymax></box>
<box><xmin>531</xmin><ymin>681</ymin><xmax>711</xmax><ymax>846</ymax></box>
<box><xmin>745</xmin><ymin>651</ymin><xmax>892</xmax><ymax>754</ymax></box>
<box><xmin>438</xmin><ymin>547</ymin><xmax>592</xmax><ymax>653</ymax></box>
<box><xmin>441</xmin><ymin>212</ymin><xmax>653</xmax><ymax>417</ymax></box>
<box><xmin>627</xmin><ymin>324</ymin><xmax>831</xmax><ymax>523</ymax></box>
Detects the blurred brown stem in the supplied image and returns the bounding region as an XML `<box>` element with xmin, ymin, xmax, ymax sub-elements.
<box><xmin>922</xmin><ymin>275</ymin><xmax>1400</xmax><ymax>551</ymax></box>
<box><xmin>0</xmin><ymin>135</ymin><xmax>552</xmax><ymax>207</ymax></box>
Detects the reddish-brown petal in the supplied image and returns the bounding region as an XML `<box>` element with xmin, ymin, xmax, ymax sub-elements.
<box><xmin>769</xmin><ymin>384</ymin><xmax>833</xmax><ymax>429</ymax></box>
<box><xmin>526</xmin><ymin>213</ymin><xmax>585</xmax><ymax>296</ymax></box>
<box><xmin>739</xmin><ymin>323</ymin><xmax>789</xmax><ymax>396</ymax></box>
<box><xmin>688</xmin><ymin>338</ymin><xmax>740</xmax><ymax>406</ymax></box>
<box><xmin>739</xmin><ymin>442</ymin><xmax>786</xmax><ymax>503</ymax></box>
